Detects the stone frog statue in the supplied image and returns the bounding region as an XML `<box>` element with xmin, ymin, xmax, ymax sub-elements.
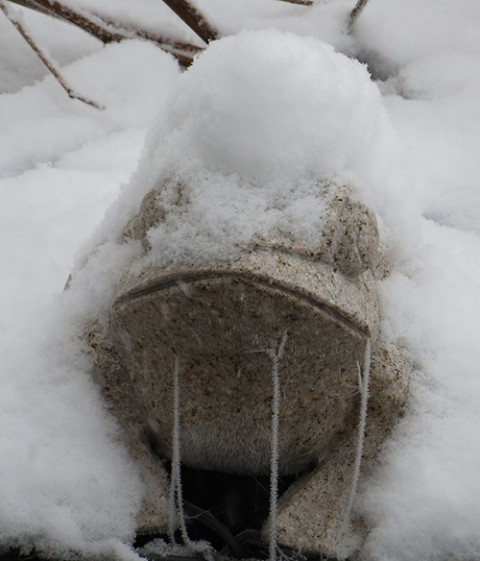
<box><xmin>81</xmin><ymin>180</ymin><xmax>410</xmax><ymax>560</ymax></box>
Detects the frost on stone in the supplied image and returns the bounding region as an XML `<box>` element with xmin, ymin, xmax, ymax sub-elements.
<box><xmin>74</xmin><ymin>30</ymin><xmax>411</xmax><ymax>560</ymax></box>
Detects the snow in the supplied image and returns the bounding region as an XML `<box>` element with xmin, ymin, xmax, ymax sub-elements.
<box><xmin>111</xmin><ymin>30</ymin><xmax>397</xmax><ymax>269</ymax></box>
<box><xmin>1</xmin><ymin>1</ymin><xmax>480</xmax><ymax>560</ymax></box>
<box><xmin>158</xmin><ymin>32</ymin><xmax>387</xmax><ymax>183</ymax></box>
<box><xmin>0</xmin><ymin>26</ymin><xmax>180</xmax><ymax>558</ymax></box>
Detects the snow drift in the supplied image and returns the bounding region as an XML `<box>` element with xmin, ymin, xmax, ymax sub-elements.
<box><xmin>1</xmin><ymin>2</ymin><xmax>480</xmax><ymax>560</ymax></box>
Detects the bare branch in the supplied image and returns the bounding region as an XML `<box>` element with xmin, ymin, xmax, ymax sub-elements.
<box><xmin>6</xmin><ymin>0</ymin><xmax>202</xmax><ymax>67</ymax></box>
<box><xmin>94</xmin><ymin>16</ymin><xmax>202</xmax><ymax>67</ymax></box>
<box><xmin>8</xmin><ymin>0</ymin><xmax>126</xmax><ymax>43</ymax></box>
<box><xmin>348</xmin><ymin>0</ymin><xmax>369</xmax><ymax>30</ymax></box>
<box><xmin>276</xmin><ymin>0</ymin><xmax>314</xmax><ymax>6</ymax></box>
<box><xmin>160</xmin><ymin>0</ymin><xmax>218</xmax><ymax>43</ymax></box>
<box><xmin>0</xmin><ymin>1</ymin><xmax>103</xmax><ymax>109</ymax></box>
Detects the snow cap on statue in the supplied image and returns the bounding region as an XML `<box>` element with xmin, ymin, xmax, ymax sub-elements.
<box><xmin>146</xmin><ymin>29</ymin><xmax>392</xmax><ymax>190</ymax></box>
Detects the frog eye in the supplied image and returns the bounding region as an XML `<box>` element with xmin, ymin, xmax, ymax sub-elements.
<box><xmin>122</xmin><ymin>189</ymin><xmax>166</xmax><ymax>250</ymax></box>
<box><xmin>325</xmin><ymin>193</ymin><xmax>380</xmax><ymax>280</ymax></box>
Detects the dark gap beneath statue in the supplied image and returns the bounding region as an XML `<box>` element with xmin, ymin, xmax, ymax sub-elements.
<box><xmin>137</xmin><ymin>462</ymin><xmax>316</xmax><ymax>560</ymax></box>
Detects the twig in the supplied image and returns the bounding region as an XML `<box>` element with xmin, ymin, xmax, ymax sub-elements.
<box><xmin>6</xmin><ymin>0</ymin><xmax>202</xmax><ymax>67</ymax></box>
<box><xmin>0</xmin><ymin>1</ymin><xmax>103</xmax><ymax>108</ymax></box>
<box><xmin>94</xmin><ymin>16</ymin><xmax>202</xmax><ymax>67</ymax></box>
<box><xmin>8</xmin><ymin>0</ymin><xmax>126</xmax><ymax>44</ymax></box>
<box><xmin>337</xmin><ymin>339</ymin><xmax>372</xmax><ymax>544</ymax></box>
<box><xmin>267</xmin><ymin>331</ymin><xmax>288</xmax><ymax>561</ymax></box>
<box><xmin>348</xmin><ymin>0</ymin><xmax>369</xmax><ymax>30</ymax></box>
<box><xmin>169</xmin><ymin>358</ymin><xmax>191</xmax><ymax>546</ymax></box>
<box><xmin>276</xmin><ymin>0</ymin><xmax>314</xmax><ymax>5</ymax></box>
<box><xmin>160</xmin><ymin>0</ymin><xmax>218</xmax><ymax>44</ymax></box>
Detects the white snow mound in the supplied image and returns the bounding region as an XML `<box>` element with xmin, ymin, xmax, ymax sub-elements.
<box><xmin>154</xmin><ymin>30</ymin><xmax>388</xmax><ymax>184</ymax></box>
<box><xmin>144</xmin><ymin>30</ymin><xmax>392</xmax><ymax>186</ymax></box>
<box><xmin>96</xmin><ymin>30</ymin><xmax>396</xmax><ymax>272</ymax></box>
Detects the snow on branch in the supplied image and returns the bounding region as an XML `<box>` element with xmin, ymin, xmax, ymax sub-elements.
<box><xmin>348</xmin><ymin>0</ymin><xmax>370</xmax><ymax>29</ymax></box>
<box><xmin>8</xmin><ymin>0</ymin><xmax>126</xmax><ymax>44</ymax></box>
<box><xmin>276</xmin><ymin>0</ymin><xmax>314</xmax><ymax>5</ymax></box>
<box><xmin>88</xmin><ymin>14</ymin><xmax>203</xmax><ymax>67</ymax></box>
<box><xmin>5</xmin><ymin>0</ymin><xmax>202</xmax><ymax>67</ymax></box>
<box><xmin>160</xmin><ymin>0</ymin><xmax>218</xmax><ymax>44</ymax></box>
<box><xmin>0</xmin><ymin>0</ymin><xmax>103</xmax><ymax>109</ymax></box>
<box><xmin>3</xmin><ymin>0</ymin><xmax>315</xmax><ymax>69</ymax></box>
<box><xmin>267</xmin><ymin>331</ymin><xmax>288</xmax><ymax>561</ymax></box>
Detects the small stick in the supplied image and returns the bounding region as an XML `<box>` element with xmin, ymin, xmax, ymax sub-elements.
<box><xmin>93</xmin><ymin>17</ymin><xmax>202</xmax><ymax>66</ymax></box>
<box><xmin>0</xmin><ymin>1</ymin><xmax>103</xmax><ymax>109</ymax></box>
<box><xmin>8</xmin><ymin>0</ymin><xmax>126</xmax><ymax>44</ymax></box>
<box><xmin>267</xmin><ymin>331</ymin><xmax>288</xmax><ymax>561</ymax></box>
<box><xmin>7</xmin><ymin>0</ymin><xmax>201</xmax><ymax>67</ymax></box>
<box><xmin>338</xmin><ymin>339</ymin><xmax>372</xmax><ymax>543</ymax></box>
<box><xmin>160</xmin><ymin>0</ymin><xmax>218</xmax><ymax>44</ymax></box>
<box><xmin>276</xmin><ymin>0</ymin><xmax>314</xmax><ymax>6</ymax></box>
<box><xmin>169</xmin><ymin>358</ymin><xmax>192</xmax><ymax>546</ymax></box>
<box><xmin>348</xmin><ymin>0</ymin><xmax>369</xmax><ymax>30</ymax></box>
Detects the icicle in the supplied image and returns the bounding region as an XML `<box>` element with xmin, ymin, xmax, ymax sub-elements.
<box><xmin>169</xmin><ymin>358</ymin><xmax>191</xmax><ymax>547</ymax></box>
<box><xmin>338</xmin><ymin>338</ymin><xmax>372</xmax><ymax>543</ymax></box>
<box><xmin>267</xmin><ymin>331</ymin><xmax>288</xmax><ymax>561</ymax></box>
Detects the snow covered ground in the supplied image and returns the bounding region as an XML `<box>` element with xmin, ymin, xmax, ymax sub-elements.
<box><xmin>1</xmin><ymin>1</ymin><xmax>480</xmax><ymax>560</ymax></box>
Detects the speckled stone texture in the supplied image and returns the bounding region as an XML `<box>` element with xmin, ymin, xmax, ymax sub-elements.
<box><xmin>84</xmin><ymin>184</ymin><xmax>410</xmax><ymax>558</ymax></box>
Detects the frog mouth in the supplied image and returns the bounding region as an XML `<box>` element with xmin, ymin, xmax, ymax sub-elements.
<box><xmin>108</xmin><ymin>247</ymin><xmax>377</xmax><ymax>558</ymax></box>
<box><xmin>115</xmin><ymin>269</ymin><xmax>368</xmax><ymax>339</ymax></box>
<box><xmin>111</xmin><ymin>262</ymin><xmax>372</xmax><ymax>474</ymax></box>
<box><xmin>113</xmin><ymin>245</ymin><xmax>379</xmax><ymax>342</ymax></box>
